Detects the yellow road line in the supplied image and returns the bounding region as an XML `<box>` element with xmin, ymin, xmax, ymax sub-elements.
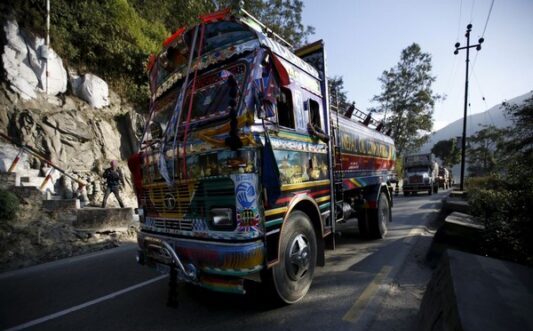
<box><xmin>342</xmin><ymin>265</ymin><xmax>393</xmax><ymax>322</ymax></box>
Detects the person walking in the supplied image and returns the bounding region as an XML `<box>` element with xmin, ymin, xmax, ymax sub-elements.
<box><xmin>101</xmin><ymin>160</ymin><xmax>125</xmax><ymax>208</ymax></box>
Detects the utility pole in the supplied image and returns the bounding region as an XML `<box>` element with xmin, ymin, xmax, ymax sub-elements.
<box><xmin>454</xmin><ymin>24</ymin><xmax>484</xmax><ymax>191</ymax></box>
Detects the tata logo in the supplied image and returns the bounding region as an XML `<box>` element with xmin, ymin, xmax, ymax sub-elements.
<box><xmin>164</xmin><ymin>193</ymin><xmax>176</xmax><ymax>210</ymax></box>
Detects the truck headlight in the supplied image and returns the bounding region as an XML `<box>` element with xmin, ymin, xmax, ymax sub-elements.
<box><xmin>209</xmin><ymin>208</ymin><xmax>234</xmax><ymax>230</ymax></box>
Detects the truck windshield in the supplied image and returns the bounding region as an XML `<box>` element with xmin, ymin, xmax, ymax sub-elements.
<box><xmin>180</xmin><ymin>62</ymin><xmax>247</xmax><ymax>123</ymax></box>
<box><xmin>406</xmin><ymin>166</ymin><xmax>429</xmax><ymax>173</ymax></box>
<box><xmin>155</xmin><ymin>21</ymin><xmax>256</xmax><ymax>89</ymax></box>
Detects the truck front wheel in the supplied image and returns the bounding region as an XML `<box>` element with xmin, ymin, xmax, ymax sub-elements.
<box><xmin>268</xmin><ymin>211</ymin><xmax>317</xmax><ymax>304</ymax></box>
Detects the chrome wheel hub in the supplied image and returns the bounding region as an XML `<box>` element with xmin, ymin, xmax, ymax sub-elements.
<box><xmin>287</xmin><ymin>234</ymin><xmax>310</xmax><ymax>281</ymax></box>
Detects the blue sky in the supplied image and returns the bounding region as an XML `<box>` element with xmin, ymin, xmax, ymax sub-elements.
<box><xmin>301</xmin><ymin>0</ymin><xmax>533</xmax><ymax>131</ymax></box>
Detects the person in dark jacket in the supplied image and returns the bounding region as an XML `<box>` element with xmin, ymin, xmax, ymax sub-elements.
<box><xmin>101</xmin><ymin>160</ymin><xmax>125</xmax><ymax>208</ymax></box>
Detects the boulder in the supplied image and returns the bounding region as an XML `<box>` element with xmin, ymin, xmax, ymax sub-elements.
<box><xmin>70</xmin><ymin>73</ymin><xmax>110</xmax><ymax>109</ymax></box>
<box><xmin>2</xmin><ymin>20</ymin><xmax>67</xmax><ymax>99</ymax></box>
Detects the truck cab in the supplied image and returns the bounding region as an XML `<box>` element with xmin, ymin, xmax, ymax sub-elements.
<box><xmin>402</xmin><ymin>154</ymin><xmax>439</xmax><ymax>196</ymax></box>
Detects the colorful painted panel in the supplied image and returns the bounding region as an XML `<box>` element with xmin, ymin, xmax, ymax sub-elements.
<box><xmin>274</xmin><ymin>149</ymin><xmax>329</xmax><ymax>185</ymax></box>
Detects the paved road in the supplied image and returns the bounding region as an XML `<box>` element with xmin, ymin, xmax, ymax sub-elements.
<box><xmin>0</xmin><ymin>190</ymin><xmax>446</xmax><ymax>331</ymax></box>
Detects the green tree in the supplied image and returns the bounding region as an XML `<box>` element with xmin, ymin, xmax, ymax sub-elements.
<box><xmin>371</xmin><ymin>43</ymin><xmax>441</xmax><ymax>156</ymax></box>
<box><xmin>328</xmin><ymin>76</ymin><xmax>351</xmax><ymax>112</ymax></box>
<box><xmin>431</xmin><ymin>138</ymin><xmax>460</xmax><ymax>167</ymax></box>
<box><xmin>216</xmin><ymin>0</ymin><xmax>314</xmax><ymax>47</ymax></box>
<box><xmin>467</xmin><ymin>125</ymin><xmax>504</xmax><ymax>177</ymax></box>
<box><xmin>500</xmin><ymin>95</ymin><xmax>533</xmax><ymax>159</ymax></box>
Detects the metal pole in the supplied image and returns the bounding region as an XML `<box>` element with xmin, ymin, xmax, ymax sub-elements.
<box><xmin>454</xmin><ymin>24</ymin><xmax>484</xmax><ymax>192</ymax></box>
<box><xmin>459</xmin><ymin>25</ymin><xmax>471</xmax><ymax>191</ymax></box>
<box><xmin>45</xmin><ymin>0</ymin><xmax>50</xmax><ymax>95</ymax></box>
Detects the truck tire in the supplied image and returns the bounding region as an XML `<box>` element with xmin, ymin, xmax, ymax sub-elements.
<box><xmin>268</xmin><ymin>211</ymin><xmax>317</xmax><ymax>304</ymax></box>
<box><xmin>368</xmin><ymin>193</ymin><xmax>390</xmax><ymax>239</ymax></box>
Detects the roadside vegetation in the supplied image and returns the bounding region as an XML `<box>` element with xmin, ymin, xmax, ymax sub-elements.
<box><xmin>466</xmin><ymin>96</ymin><xmax>533</xmax><ymax>266</ymax></box>
<box><xmin>0</xmin><ymin>189</ymin><xmax>19</xmax><ymax>221</ymax></box>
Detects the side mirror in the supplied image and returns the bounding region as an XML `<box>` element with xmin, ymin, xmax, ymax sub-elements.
<box><xmin>256</xmin><ymin>95</ymin><xmax>276</xmax><ymax>120</ymax></box>
<box><xmin>149</xmin><ymin>121</ymin><xmax>163</xmax><ymax>140</ymax></box>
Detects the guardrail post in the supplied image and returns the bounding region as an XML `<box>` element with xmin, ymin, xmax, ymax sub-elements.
<box><xmin>7</xmin><ymin>148</ymin><xmax>24</xmax><ymax>173</ymax></box>
<box><xmin>39</xmin><ymin>167</ymin><xmax>55</xmax><ymax>191</ymax></box>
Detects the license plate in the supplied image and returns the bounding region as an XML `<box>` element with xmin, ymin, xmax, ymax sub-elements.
<box><xmin>156</xmin><ymin>263</ymin><xmax>170</xmax><ymax>275</ymax></box>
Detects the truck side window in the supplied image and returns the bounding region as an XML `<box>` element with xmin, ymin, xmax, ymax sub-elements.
<box><xmin>308</xmin><ymin>99</ymin><xmax>321</xmax><ymax>129</ymax></box>
<box><xmin>277</xmin><ymin>88</ymin><xmax>295</xmax><ymax>129</ymax></box>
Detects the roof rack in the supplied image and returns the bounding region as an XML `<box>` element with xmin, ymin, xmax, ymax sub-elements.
<box><xmin>236</xmin><ymin>4</ymin><xmax>293</xmax><ymax>48</ymax></box>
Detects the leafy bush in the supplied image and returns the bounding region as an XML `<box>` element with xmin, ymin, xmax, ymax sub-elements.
<box><xmin>465</xmin><ymin>175</ymin><xmax>500</xmax><ymax>191</ymax></box>
<box><xmin>466</xmin><ymin>96</ymin><xmax>533</xmax><ymax>266</ymax></box>
<box><xmin>0</xmin><ymin>189</ymin><xmax>19</xmax><ymax>221</ymax></box>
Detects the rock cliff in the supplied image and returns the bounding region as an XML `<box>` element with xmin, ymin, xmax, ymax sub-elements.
<box><xmin>0</xmin><ymin>19</ymin><xmax>145</xmax><ymax>207</ymax></box>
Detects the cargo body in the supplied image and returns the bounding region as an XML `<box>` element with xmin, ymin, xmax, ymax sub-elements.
<box><xmin>402</xmin><ymin>153</ymin><xmax>439</xmax><ymax>195</ymax></box>
<box><xmin>129</xmin><ymin>7</ymin><xmax>396</xmax><ymax>303</ymax></box>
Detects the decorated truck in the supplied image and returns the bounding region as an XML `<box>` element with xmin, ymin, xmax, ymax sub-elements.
<box><xmin>402</xmin><ymin>153</ymin><xmax>439</xmax><ymax>196</ymax></box>
<box><xmin>128</xmin><ymin>6</ymin><xmax>396</xmax><ymax>304</ymax></box>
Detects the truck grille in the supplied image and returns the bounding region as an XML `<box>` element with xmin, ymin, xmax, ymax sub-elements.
<box><xmin>153</xmin><ymin>218</ymin><xmax>193</xmax><ymax>231</ymax></box>
<box><xmin>409</xmin><ymin>175</ymin><xmax>422</xmax><ymax>184</ymax></box>
<box><xmin>142</xmin><ymin>181</ymin><xmax>199</xmax><ymax>218</ymax></box>
<box><xmin>142</xmin><ymin>178</ymin><xmax>235</xmax><ymax>232</ymax></box>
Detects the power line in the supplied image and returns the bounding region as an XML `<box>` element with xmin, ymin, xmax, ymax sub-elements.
<box><xmin>469</xmin><ymin>0</ymin><xmax>476</xmax><ymax>23</ymax></box>
<box><xmin>456</xmin><ymin>0</ymin><xmax>463</xmax><ymax>41</ymax></box>
<box><xmin>481</xmin><ymin>0</ymin><xmax>495</xmax><ymax>37</ymax></box>
<box><xmin>472</xmin><ymin>70</ymin><xmax>495</xmax><ymax>127</ymax></box>
<box><xmin>469</xmin><ymin>0</ymin><xmax>495</xmax><ymax>78</ymax></box>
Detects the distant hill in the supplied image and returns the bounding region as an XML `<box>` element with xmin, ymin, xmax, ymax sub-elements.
<box><xmin>419</xmin><ymin>90</ymin><xmax>533</xmax><ymax>178</ymax></box>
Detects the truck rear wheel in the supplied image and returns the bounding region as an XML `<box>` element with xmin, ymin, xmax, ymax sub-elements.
<box><xmin>358</xmin><ymin>193</ymin><xmax>391</xmax><ymax>239</ymax></box>
<box><xmin>367</xmin><ymin>193</ymin><xmax>390</xmax><ymax>239</ymax></box>
<box><xmin>267</xmin><ymin>211</ymin><xmax>317</xmax><ymax>304</ymax></box>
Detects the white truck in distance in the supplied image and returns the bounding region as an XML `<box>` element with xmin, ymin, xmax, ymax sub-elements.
<box><xmin>402</xmin><ymin>153</ymin><xmax>439</xmax><ymax>196</ymax></box>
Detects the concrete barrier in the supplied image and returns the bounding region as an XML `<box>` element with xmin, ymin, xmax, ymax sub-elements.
<box><xmin>426</xmin><ymin>212</ymin><xmax>485</xmax><ymax>267</ymax></box>
<box><xmin>42</xmin><ymin>199</ymin><xmax>80</xmax><ymax>211</ymax></box>
<box><xmin>418</xmin><ymin>249</ymin><xmax>533</xmax><ymax>331</ymax></box>
<box><xmin>74</xmin><ymin>207</ymin><xmax>134</xmax><ymax>230</ymax></box>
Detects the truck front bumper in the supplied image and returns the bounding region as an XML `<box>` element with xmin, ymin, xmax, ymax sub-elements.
<box><xmin>137</xmin><ymin>231</ymin><xmax>265</xmax><ymax>293</ymax></box>
<box><xmin>403</xmin><ymin>184</ymin><xmax>431</xmax><ymax>192</ymax></box>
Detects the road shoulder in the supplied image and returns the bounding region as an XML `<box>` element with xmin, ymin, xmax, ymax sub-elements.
<box><xmin>365</xmin><ymin>203</ymin><xmax>443</xmax><ymax>331</ymax></box>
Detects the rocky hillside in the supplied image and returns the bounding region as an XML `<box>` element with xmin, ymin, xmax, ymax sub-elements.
<box><xmin>0</xmin><ymin>19</ymin><xmax>144</xmax><ymax>207</ymax></box>
<box><xmin>418</xmin><ymin>91</ymin><xmax>533</xmax><ymax>178</ymax></box>
<box><xmin>420</xmin><ymin>91</ymin><xmax>533</xmax><ymax>154</ymax></box>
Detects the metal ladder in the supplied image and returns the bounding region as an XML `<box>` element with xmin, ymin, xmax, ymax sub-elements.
<box><xmin>332</xmin><ymin>125</ymin><xmax>344</xmax><ymax>223</ymax></box>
